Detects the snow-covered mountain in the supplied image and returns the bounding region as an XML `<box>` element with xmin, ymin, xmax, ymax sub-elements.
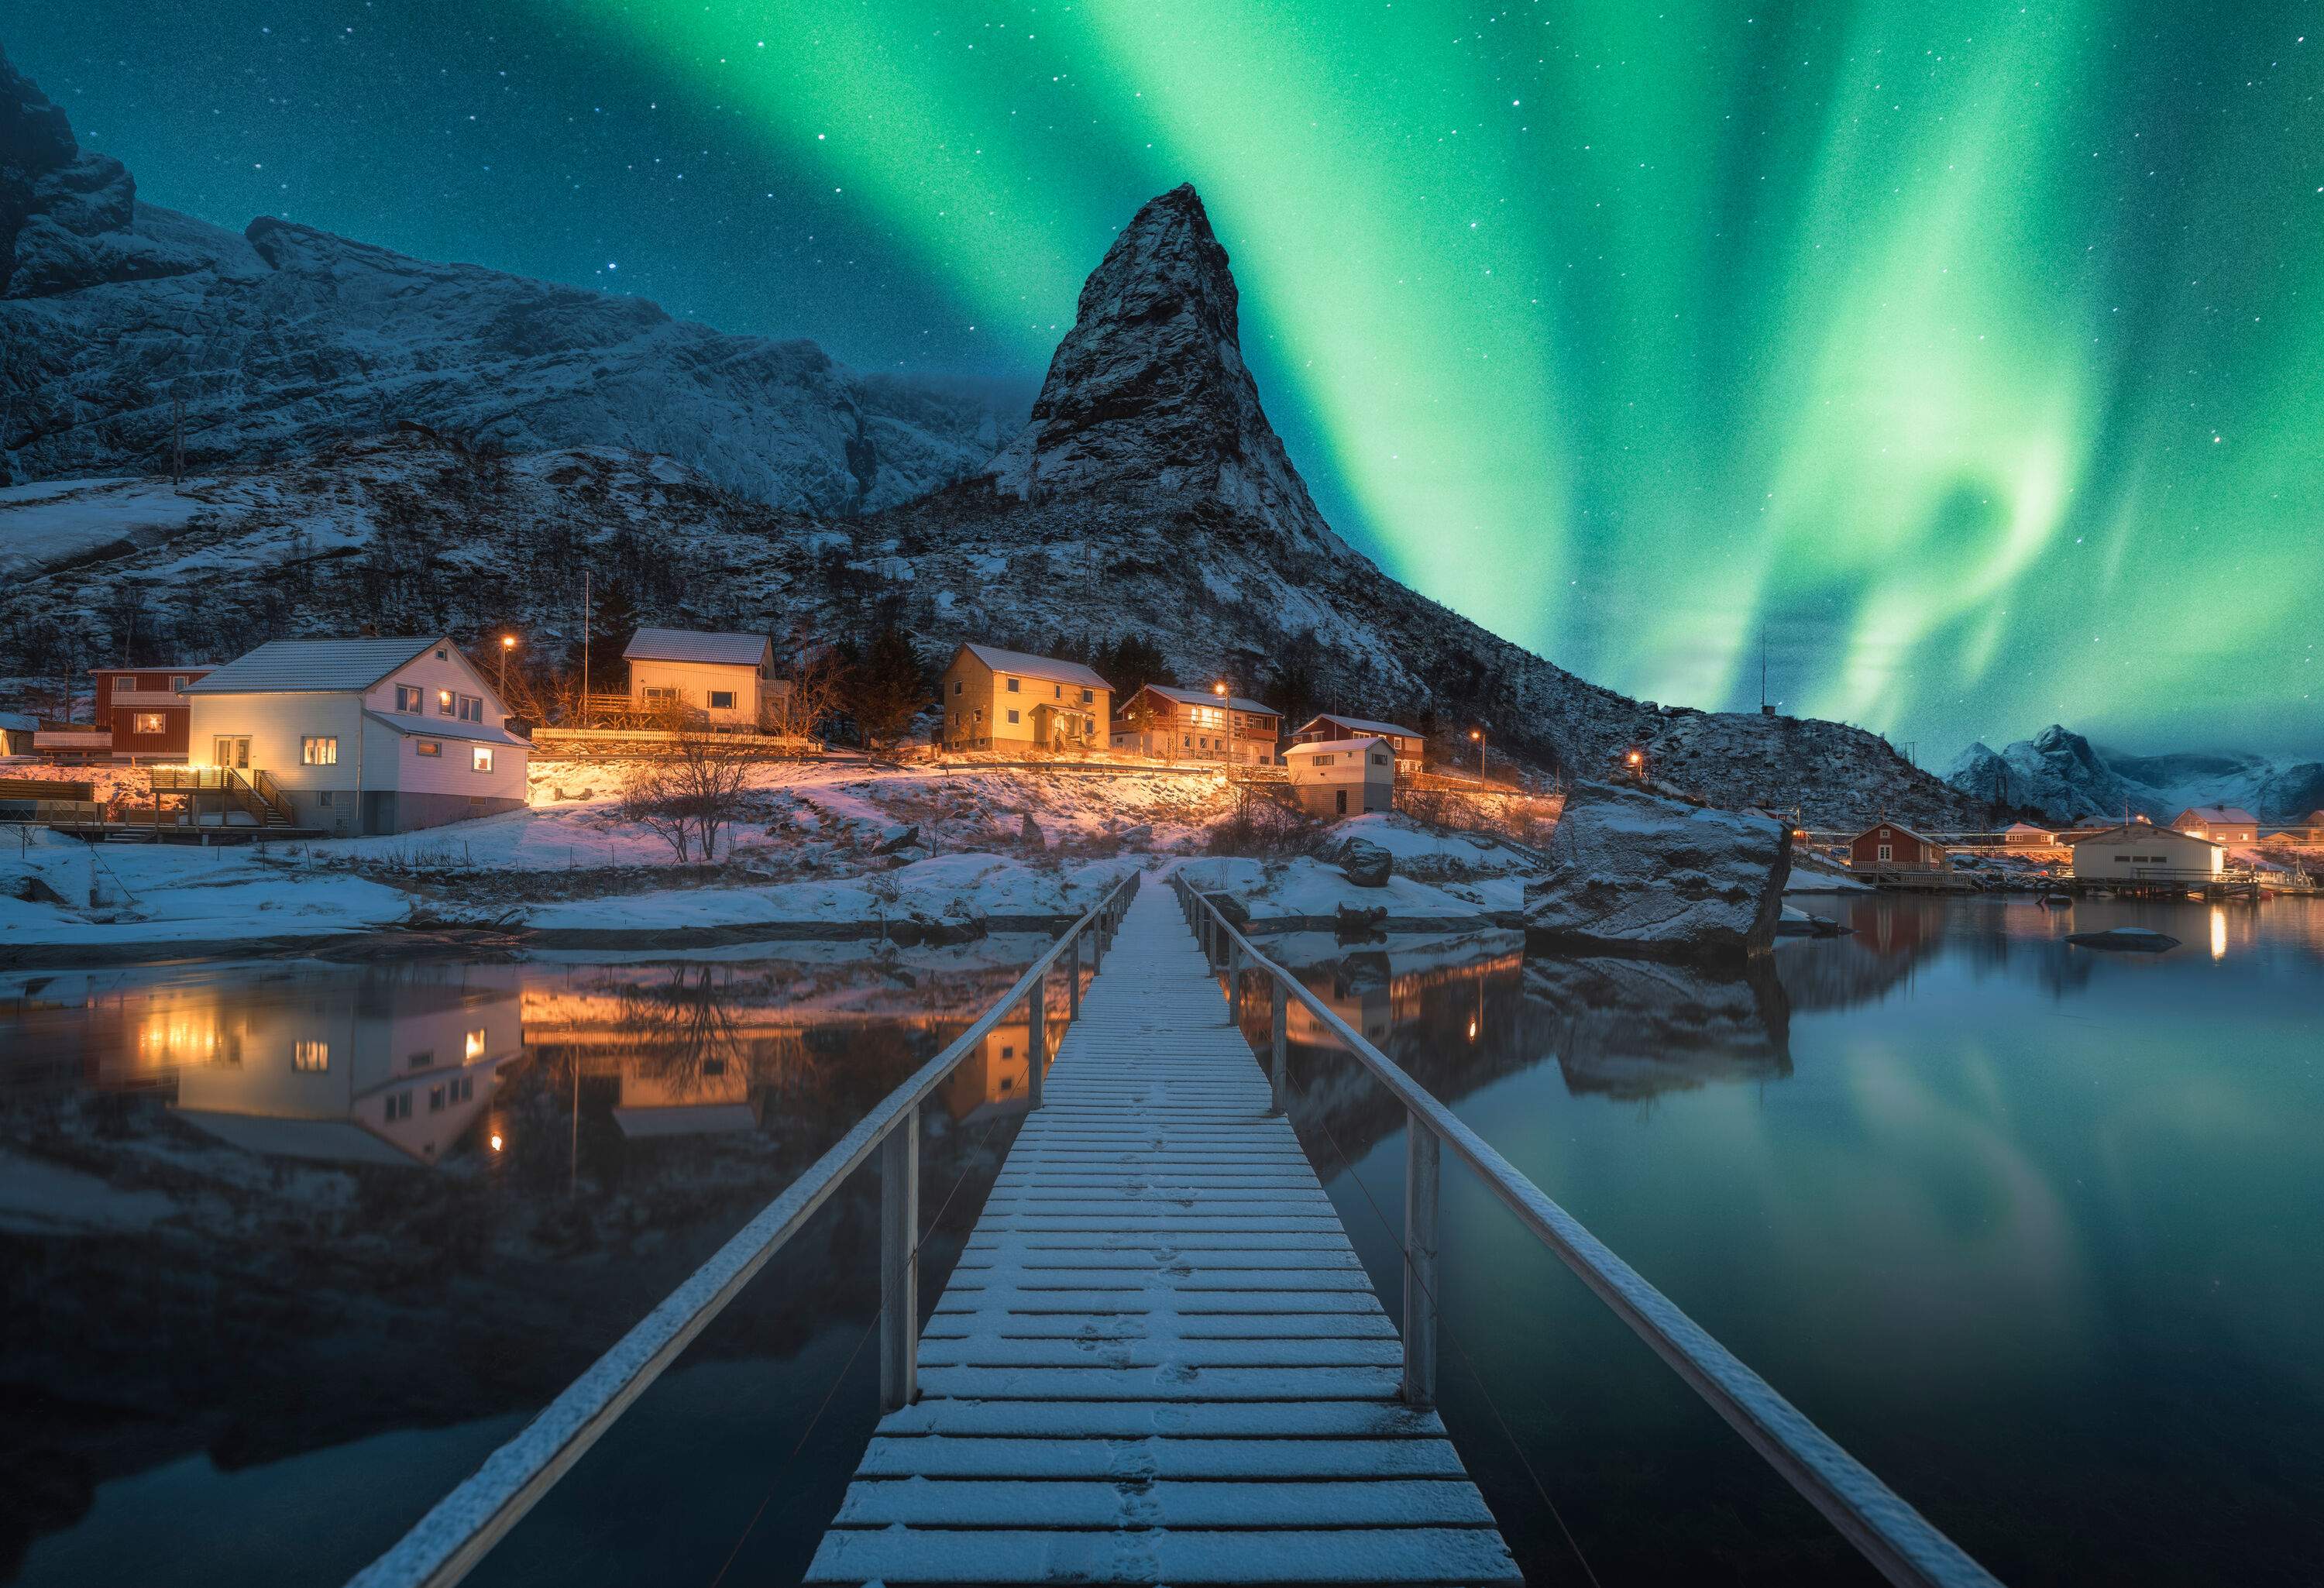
<box><xmin>1946</xmin><ymin>726</ymin><xmax>2324</xmax><ymax>823</ymax></box>
<box><xmin>0</xmin><ymin>46</ymin><xmax>1011</xmax><ymax>514</ymax></box>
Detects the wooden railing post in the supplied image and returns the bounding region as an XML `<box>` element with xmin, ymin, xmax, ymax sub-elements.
<box><xmin>1067</xmin><ymin>933</ymin><xmax>1081</xmax><ymax>1020</ymax></box>
<box><xmin>1270</xmin><ymin>981</ymin><xmax>1288</xmax><ymax>1115</ymax></box>
<box><xmin>1027</xmin><ymin>968</ymin><xmax>1047</xmax><ymax>1111</ymax></box>
<box><xmin>1403</xmin><ymin>1116</ymin><xmax>1439</xmax><ymax>1409</ymax></box>
<box><xmin>879</xmin><ymin>1110</ymin><xmax>919</xmax><ymax>1412</ymax></box>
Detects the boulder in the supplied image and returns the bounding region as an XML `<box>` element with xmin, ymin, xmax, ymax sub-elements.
<box><xmin>874</xmin><ymin>821</ymin><xmax>920</xmax><ymax>854</ymax></box>
<box><xmin>1332</xmin><ymin>836</ymin><xmax>1394</xmax><ymax>889</ymax></box>
<box><xmin>1525</xmin><ymin>780</ymin><xmax>1789</xmax><ymax>964</ymax></box>
<box><xmin>1202</xmin><ymin>891</ymin><xmax>1251</xmax><ymax>931</ymax></box>
<box><xmin>1019</xmin><ymin>813</ymin><xmax>1046</xmax><ymax>851</ymax></box>
<box><xmin>1333</xmin><ymin>902</ymin><xmax>1387</xmax><ymax>938</ymax></box>
<box><xmin>1116</xmin><ymin>823</ymin><xmax>1154</xmax><ymax>849</ymax></box>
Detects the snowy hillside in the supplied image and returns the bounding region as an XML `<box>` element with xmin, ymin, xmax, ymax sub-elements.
<box><xmin>1945</xmin><ymin>724</ymin><xmax>2324</xmax><ymax>823</ymax></box>
<box><xmin>0</xmin><ymin>46</ymin><xmax>1012</xmax><ymax>514</ymax></box>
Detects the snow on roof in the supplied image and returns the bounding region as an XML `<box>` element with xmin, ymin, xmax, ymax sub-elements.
<box><xmin>1285</xmin><ymin>736</ymin><xmax>1390</xmax><ymax>758</ymax></box>
<box><xmin>2003</xmin><ymin>822</ymin><xmax>2053</xmax><ymax>835</ymax></box>
<box><xmin>1141</xmin><ymin>683</ymin><xmax>1277</xmax><ymax>715</ymax></box>
<box><xmin>958</xmin><ymin>643</ymin><xmax>1111</xmax><ymax>691</ymax></box>
<box><xmin>189</xmin><ymin>637</ymin><xmax>440</xmax><ymax>693</ymax></box>
<box><xmin>2173</xmin><ymin>806</ymin><xmax>2257</xmax><ymax>825</ymax></box>
<box><xmin>623</xmin><ymin>627</ymin><xmax>771</xmax><ymax>667</ymax></box>
<box><xmin>1298</xmin><ymin>713</ymin><xmax>1422</xmax><ymax>741</ymax></box>
<box><xmin>1855</xmin><ymin>820</ymin><xmax>1941</xmax><ymax>846</ymax></box>
<box><xmin>362</xmin><ymin>710</ymin><xmax>526</xmax><ymax>748</ymax></box>
<box><xmin>2075</xmin><ymin>823</ymin><xmax>2222</xmax><ymax>848</ymax></box>
<box><xmin>0</xmin><ymin>710</ymin><xmax>36</xmax><ymax>732</ymax></box>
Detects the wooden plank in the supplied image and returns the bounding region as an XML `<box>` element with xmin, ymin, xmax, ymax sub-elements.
<box><xmin>806</xmin><ymin>1526</ymin><xmax>1520</xmax><ymax>1585</ymax></box>
<box><xmin>833</xmin><ymin>1477</ymin><xmax>1499</xmax><ymax>1528</ymax></box>
<box><xmin>855</xmin><ymin>1435</ymin><xmax>1473</xmax><ymax>1480</ymax></box>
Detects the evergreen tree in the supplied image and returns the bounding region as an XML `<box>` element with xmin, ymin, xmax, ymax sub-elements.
<box><xmin>1099</xmin><ymin>632</ymin><xmax>1168</xmax><ymax>698</ymax></box>
<box><xmin>848</xmin><ymin>625</ymin><xmax>927</xmax><ymax>749</ymax></box>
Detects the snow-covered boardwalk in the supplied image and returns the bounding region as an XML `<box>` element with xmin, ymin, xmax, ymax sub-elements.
<box><xmin>807</xmin><ymin>886</ymin><xmax>1518</xmax><ymax>1586</ymax></box>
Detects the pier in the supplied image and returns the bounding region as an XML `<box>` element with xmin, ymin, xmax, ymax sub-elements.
<box><xmin>349</xmin><ymin>868</ymin><xmax>1999</xmax><ymax>1588</ymax></box>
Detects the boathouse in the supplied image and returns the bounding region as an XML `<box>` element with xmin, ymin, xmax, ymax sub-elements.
<box><xmin>1849</xmin><ymin>820</ymin><xmax>1947</xmax><ymax>871</ymax></box>
<box><xmin>1111</xmin><ymin>683</ymin><xmax>1281</xmax><ymax>765</ymax></box>
<box><xmin>1284</xmin><ymin>736</ymin><xmax>1394</xmax><ymax>817</ymax></box>
<box><xmin>1290</xmin><ymin>713</ymin><xmax>1425</xmax><ymax>775</ymax></box>
<box><xmin>2171</xmin><ymin>806</ymin><xmax>2258</xmax><ymax>845</ymax></box>
<box><xmin>2070</xmin><ymin>824</ymin><xmax>2223</xmax><ymax>882</ymax></box>
<box><xmin>939</xmin><ymin>644</ymin><xmax>1111</xmax><ymax>754</ymax></box>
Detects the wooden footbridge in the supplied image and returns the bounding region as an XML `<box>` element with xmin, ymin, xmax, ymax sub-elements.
<box><xmin>350</xmin><ymin>871</ymin><xmax>2001</xmax><ymax>1588</ymax></box>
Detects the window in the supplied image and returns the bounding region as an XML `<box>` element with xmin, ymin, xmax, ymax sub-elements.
<box><xmin>132</xmin><ymin>712</ymin><xmax>166</xmax><ymax>735</ymax></box>
<box><xmin>642</xmin><ymin>686</ymin><xmax>679</xmax><ymax>705</ymax></box>
<box><xmin>396</xmin><ymin>684</ymin><xmax>423</xmax><ymax>713</ymax></box>
<box><xmin>416</xmin><ymin>739</ymin><xmax>442</xmax><ymax>758</ymax></box>
<box><xmin>438</xmin><ymin>688</ymin><xmax>455</xmax><ymax>715</ymax></box>
<box><xmin>1191</xmin><ymin>705</ymin><xmax>1224</xmax><ymax>728</ymax></box>
<box><xmin>1312</xmin><ymin>754</ymin><xmax>1335</xmax><ymax>767</ymax></box>
<box><xmin>1005</xmin><ymin>677</ymin><xmax>1019</xmax><ymax>693</ymax></box>
<box><xmin>457</xmin><ymin>695</ymin><xmax>483</xmax><ymax>724</ymax></box>
<box><xmin>1373</xmin><ymin>753</ymin><xmax>1388</xmax><ymax>766</ymax></box>
<box><xmin>170</xmin><ymin>675</ymin><xmax>191</xmax><ymax>692</ymax></box>
<box><xmin>1054</xmin><ymin>684</ymin><xmax>1061</xmax><ymax>698</ymax></box>
<box><xmin>2114</xmin><ymin>854</ymin><xmax>2132</xmax><ymax>863</ymax></box>
<box><xmin>385</xmin><ymin>1092</ymin><xmax>412</xmax><ymax>1122</ymax></box>
<box><xmin>1183</xmin><ymin>734</ymin><xmax>1191</xmax><ymax>748</ymax></box>
<box><xmin>428</xmin><ymin>1085</ymin><xmax>445</xmax><ymax>1112</ymax></box>
<box><xmin>1006</xmin><ymin>709</ymin><xmax>1020</xmax><ymax>724</ymax></box>
<box><xmin>301</xmin><ymin>735</ymin><xmax>339</xmax><ymax>765</ymax></box>
<box><xmin>436</xmin><ymin>648</ymin><xmax>448</xmax><ymax>660</ymax></box>
<box><xmin>473</xmin><ymin>747</ymin><xmax>494</xmax><ymax>773</ymax></box>
<box><xmin>708</xmin><ymin>690</ymin><xmax>736</xmax><ymax>710</ymax></box>
<box><xmin>408</xmin><ymin>1050</ymin><xmax>435</xmax><ymax>1070</ymax></box>
<box><xmin>1877</xmin><ymin>844</ymin><xmax>1893</xmax><ymax>862</ymax></box>
<box><xmin>293</xmin><ymin>1040</ymin><xmax>328</xmax><ymax>1071</ymax></box>
<box><xmin>973</xmin><ymin>709</ymin><xmax>982</xmax><ymax>723</ymax></box>
<box><xmin>318</xmin><ymin>791</ymin><xmax>333</xmax><ymax>806</ymax></box>
<box><xmin>952</xmin><ymin>679</ymin><xmax>963</xmax><ymax>696</ymax></box>
<box><xmin>1081</xmin><ymin>689</ymin><xmax>1094</xmax><ymax>704</ymax></box>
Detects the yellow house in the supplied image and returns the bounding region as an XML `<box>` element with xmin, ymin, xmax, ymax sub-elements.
<box><xmin>940</xmin><ymin>643</ymin><xmax>1111</xmax><ymax>753</ymax></box>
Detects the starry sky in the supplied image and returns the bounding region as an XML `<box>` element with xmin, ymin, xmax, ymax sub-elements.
<box><xmin>12</xmin><ymin>2</ymin><xmax>2321</xmax><ymax>760</ymax></box>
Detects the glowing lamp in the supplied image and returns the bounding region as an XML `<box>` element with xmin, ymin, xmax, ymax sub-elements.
<box><xmin>500</xmin><ymin>635</ymin><xmax>517</xmax><ymax>650</ymax></box>
<box><xmin>1625</xmin><ymin>750</ymin><xmax>1642</xmax><ymax>766</ymax></box>
<box><xmin>489</xmin><ymin>1132</ymin><xmax>504</xmax><ymax>1153</ymax></box>
<box><xmin>1212</xmin><ymin>681</ymin><xmax>1229</xmax><ymax>697</ymax></box>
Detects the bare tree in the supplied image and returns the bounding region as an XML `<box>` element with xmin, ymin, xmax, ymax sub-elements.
<box><xmin>620</xmin><ymin>704</ymin><xmax>758</xmax><ymax>861</ymax></box>
<box><xmin>779</xmin><ymin>626</ymin><xmax>846</xmax><ymax>739</ymax></box>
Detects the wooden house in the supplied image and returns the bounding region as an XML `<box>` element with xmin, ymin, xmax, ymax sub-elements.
<box><xmin>0</xmin><ymin>711</ymin><xmax>36</xmax><ymax>756</ymax></box>
<box><xmin>2170</xmin><ymin>806</ymin><xmax>2258</xmax><ymax>845</ymax></box>
<box><xmin>1111</xmin><ymin>683</ymin><xmax>1281</xmax><ymax>765</ymax></box>
<box><xmin>1290</xmin><ymin>713</ymin><xmax>1425</xmax><ymax>775</ymax></box>
<box><xmin>183</xmin><ymin>636</ymin><xmax>528</xmax><ymax>835</ymax></box>
<box><xmin>940</xmin><ymin>644</ymin><xmax>1111</xmax><ymax>754</ymax></box>
<box><xmin>1849</xmin><ymin>820</ymin><xmax>1947</xmax><ymax>871</ymax></box>
<box><xmin>2070</xmin><ymin>824</ymin><xmax>2223</xmax><ymax>882</ymax></box>
<box><xmin>2002</xmin><ymin>821</ymin><xmax>2054</xmax><ymax>846</ymax></box>
<box><xmin>623</xmin><ymin>627</ymin><xmax>787</xmax><ymax>730</ymax></box>
<box><xmin>88</xmin><ymin>665</ymin><xmax>212</xmax><ymax>761</ymax></box>
<box><xmin>1284</xmin><ymin>737</ymin><xmax>1394</xmax><ymax>818</ymax></box>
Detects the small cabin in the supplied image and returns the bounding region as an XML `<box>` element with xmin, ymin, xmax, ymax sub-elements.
<box><xmin>0</xmin><ymin>710</ymin><xmax>36</xmax><ymax>756</ymax></box>
<box><xmin>2170</xmin><ymin>806</ymin><xmax>2257</xmax><ymax>846</ymax></box>
<box><xmin>940</xmin><ymin>644</ymin><xmax>1111</xmax><ymax>754</ymax></box>
<box><xmin>2071</xmin><ymin>824</ymin><xmax>2223</xmax><ymax>882</ymax></box>
<box><xmin>1290</xmin><ymin>714</ymin><xmax>1425</xmax><ymax>775</ymax></box>
<box><xmin>1284</xmin><ymin>737</ymin><xmax>1394</xmax><ymax>819</ymax></box>
<box><xmin>2003</xmin><ymin>821</ymin><xmax>2054</xmax><ymax>847</ymax></box>
<box><xmin>1112</xmin><ymin>684</ymin><xmax>1281</xmax><ymax>765</ymax></box>
<box><xmin>624</xmin><ymin>628</ymin><xmax>785</xmax><ymax>731</ymax></box>
<box><xmin>1849</xmin><ymin>821</ymin><xmax>1946</xmax><ymax>871</ymax></box>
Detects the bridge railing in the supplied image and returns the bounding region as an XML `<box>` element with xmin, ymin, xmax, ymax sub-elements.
<box><xmin>1171</xmin><ymin>876</ymin><xmax>2002</xmax><ymax>1588</ymax></box>
<box><xmin>346</xmin><ymin>867</ymin><xmax>1142</xmax><ymax>1588</ymax></box>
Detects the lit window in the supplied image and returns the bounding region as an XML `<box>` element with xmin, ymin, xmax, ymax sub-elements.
<box><xmin>396</xmin><ymin>684</ymin><xmax>423</xmax><ymax>713</ymax></box>
<box><xmin>416</xmin><ymin>739</ymin><xmax>442</xmax><ymax>758</ymax></box>
<box><xmin>709</xmin><ymin>690</ymin><xmax>735</xmax><ymax>710</ymax></box>
<box><xmin>465</xmin><ymin>1028</ymin><xmax>486</xmax><ymax>1060</ymax></box>
<box><xmin>438</xmin><ymin>688</ymin><xmax>454</xmax><ymax>713</ymax></box>
<box><xmin>301</xmin><ymin>736</ymin><xmax>339</xmax><ymax>765</ymax></box>
<box><xmin>473</xmin><ymin>747</ymin><xmax>494</xmax><ymax>772</ymax></box>
<box><xmin>293</xmin><ymin>1040</ymin><xmax>328</xmax><ymax>1071</ymax></box>
<box><xmin>132</xmin><ymin>712</ymin><xmax>166</xmax><ymax>735</ymax></box>
<box><xmin>1191</xmin><ymin>705</ymin><xmax>1225</xmax><ymax>728</ymax></box>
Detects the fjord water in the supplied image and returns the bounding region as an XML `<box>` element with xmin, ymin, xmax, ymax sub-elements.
<box><xmin>3</xmin><ymin>897</ymin><xmax>2318</xmax><ymax>1586</ymax></box>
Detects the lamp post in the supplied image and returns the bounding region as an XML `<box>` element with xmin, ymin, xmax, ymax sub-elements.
<box><xmin>1212</xmin><ymin>679</ymin><xmax>1230</xmax><ymax>763</ymax></box>
<box><xmin>1626</xmin><ymin>748</ymin><xmax>1645</xmax><ymax>784</ymax></box>
<box><xmin>1469</xmin><ymin>727</ymin><xmax>1487</xmax><ymax>787</ymax></box>
<box><xmin>499</xmin><ymin>634</ymin><xmax>517</xmax><ymax>694</ymax></box>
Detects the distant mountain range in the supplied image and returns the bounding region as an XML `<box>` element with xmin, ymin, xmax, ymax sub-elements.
<box><xmin>0</xmin><ymin>44</ymin><xmax>1996</xmax><ymax>826</ymax></box>
<box><xmin>1945</xmin><ymin>725</ymin><xmax>2324</xmax><ymax>824</ymax></box>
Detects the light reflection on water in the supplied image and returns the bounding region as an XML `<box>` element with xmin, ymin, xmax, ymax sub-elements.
<box><xmin>2</xmin><ymin>895</ymin><xmax>2319</xmax><ymax>1586</ymax></box>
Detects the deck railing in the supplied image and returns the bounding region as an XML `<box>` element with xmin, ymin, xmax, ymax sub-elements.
<box><xmin>1173</xmin><ymin>876</ymin><xmax>2003</xmax><ymax>1588</ymax></box>
<box><xmin>345</xmin><ymin>868</ymin><xmax>1142</xmax><ymax>1588</ymax></box>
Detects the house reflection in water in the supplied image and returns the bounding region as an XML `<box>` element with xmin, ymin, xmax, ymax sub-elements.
<box><xmin>170</xmin><ymin>976</ymin><xmax>523</xmax><ymax>1166</ymax></box>
<box><xmin>941</xmin><ymin>1019</ymin><xmax>1043</xmax><ymax>1125</ymax></box>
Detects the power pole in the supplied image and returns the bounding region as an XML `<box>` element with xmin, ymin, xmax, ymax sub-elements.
<box><xmin>169</xmin><ymin>394</ymin><xmax>186</xmax><ymax>486</ymax></box>
<box><xmin>579</xmin><ymin>569</ymin><xmax>590</xmax><ymax>725</ymax></box>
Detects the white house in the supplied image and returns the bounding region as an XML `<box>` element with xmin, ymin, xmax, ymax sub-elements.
<box><xmin>185</xmin><ymin>637</ymin><xmax>528</xmax><ymax>835</ymax></box>
<box><xmin>624</xmin><ymin>627</ymin><xmax>786</xmax><ymax>730</ymax></box>
<box><xmin>2068</xmin><ymin>823</ymin><xmax>2223</xmax><ymax>882</ymax></box>
<box><xmin>1284</xmin><ymin>737</ymin><xmax>1394</xmax><ymax>818</ymax></box>
<box><xmin>1290</xmin><ymin>713</ymin><xmax>1426</xmax><ymax>775</ymax></box>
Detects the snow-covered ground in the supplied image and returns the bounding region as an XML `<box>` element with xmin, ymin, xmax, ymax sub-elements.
<box><xmin>1178</xmin><ymin>813</ymin><xmax>1538</xmax><ymax>925</ymax></box>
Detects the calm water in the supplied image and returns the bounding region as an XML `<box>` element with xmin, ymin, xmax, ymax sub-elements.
<box><xmin>4</xmin><ymin>895</ymin><xmax>2320</xmax><ymax>1585</ymax></box>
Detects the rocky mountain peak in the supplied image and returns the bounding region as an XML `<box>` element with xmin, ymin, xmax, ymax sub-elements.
<box><xmin>988</xmin><ymin>184</ymin><xmax>1339</xmax><ymax>552</ymax></box>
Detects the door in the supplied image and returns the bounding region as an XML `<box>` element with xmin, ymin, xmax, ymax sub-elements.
<box><xmin>213</xmin><ymin>735</ymin><xmax>249</xmax><ymax>769</ymax></box>
<box><xmin>1336</xmin><ymin>789</ymin><xmax>1348</xmax><ymax>815</ymax></box>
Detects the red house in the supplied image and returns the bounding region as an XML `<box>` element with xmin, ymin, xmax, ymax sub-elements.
<box><xmin>90</xmin><ymin>665</ymin><xmax>212</xmax><ymax>761</ymax></box>
<box><xmin>1849</xmin><ymin>820</ymin><xmax>1947</xmax><ymax>871</ymax></box>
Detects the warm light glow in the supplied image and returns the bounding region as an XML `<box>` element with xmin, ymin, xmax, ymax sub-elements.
<box><xmin>464</xmin><ymin>1027</ymin><xmax>486</xmax><ymax>1060</ymax></box>
<box><xmin>1466</xmin><ymin>1018</ymin><xmax>1478</xmax><ymax>1041</ymax></box>
<box><xmin>2209</xmin><ymin>906</ymin><xmax>2226</xmax><ymax>961</ymax></box>
<box><xmin>438</xmin><ymin>689</ymin><xmax>452</xmax><ymax>706</ymax></box>
<box><xmin>1211</xmin><ymin>680</ymin><xmax>1229</xmax><ymax>697</ymax></box>
<box><xmin>500</xmin><ymin>634</ymin><xmax>517</xmax><ymax>650</ymax></box>
<box><xmin>1469</xmin><ymin>729</ymin><xmax>1481</xmax><ymax>741</ymax></box>
<box><xmin>489</xmin><ymin>1132</ymin><xmax>504</xmax><ymax>1152</ymax></box>
<box><xmin>1625</xmin><ymin>750</ymin><xmax>1642</xmax><ymax>766</ymax></box>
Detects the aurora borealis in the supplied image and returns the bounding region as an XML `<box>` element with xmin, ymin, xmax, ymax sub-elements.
<box><xmin>12</xmin><ymin>3</ymin><xmax>2320</xmax><ymax>758</ymax></box>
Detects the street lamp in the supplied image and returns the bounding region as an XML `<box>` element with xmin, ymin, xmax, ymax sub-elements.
<box><xmin>1625</xmin><ymin>748</ymin><xmax>1645</xmax><ymax>783</ymax></box>
<box><xmin>1469</xmin><ymin>727</ymin><xmax>1487</xmax><ymax>786</ymax></box>
<box><xmin>499</xmin><ymin>634</ymin><xmax>517</xmax><ymax>693</ymax></box>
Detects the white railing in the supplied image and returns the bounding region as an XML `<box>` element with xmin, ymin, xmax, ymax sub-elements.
<box><xmin>346</xmin><ymin>869</ymin><xmax>1142</xmax><ymax>1588</ymax></box>
<box><xmin>1174</xmin><ymin>876</ymin><xmax>2003</xmax><ymax>1588</ymax></box>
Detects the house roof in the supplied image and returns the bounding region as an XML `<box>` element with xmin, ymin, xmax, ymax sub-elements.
<box><xmin>1298</xmin><ymin>713</ymin><xmax>1422</xmax><ymax>742</ymax></box>
<box><xmin>2172</xmin><ymin>806</ymin><xmax>2257</xmax><ymax>826</ymax></box>
<box><xmin>363</xmin><ymin>711</ymin><xmax>526</xmax><ymax>748</ymax></box>
<box><xmin>188</xmin><ymin>638</ymin><xmax>442</xmax><ymax>693</ymax></box>
<box><xmin>1140</xmin><ymin>683</ymin><xmax>1277</xmax><ymax>716</ymax></box>
<box><xmin>89</xmin><ymin>664</ymin><xmax>212</xmax><ymax>676</ymax></box>
<box><xmin>624</xmin><ymin>627</ymin><xmax>771</xmax><ymax>668</ymax></box>
<box><xmin>2003</xmin><ymin>821</ymin><xmax>2053</xmax><ymax>835</ymax></box>
<box><xmin>2074</xmin><ymin>823</ymin><xmax>2223</xmax><ymax>849</ymax></box>
<box><xmin>1285</xmin><ymin>737</ymin><xmax>1390</xmax><ymax>758</ymax></box>
<box><xmin>957</xmin><ymin>643</ymin><xmax>1111</xmax><ymax>691</ymax></box>
<box><xmin>0</xmin><ymin>710</ymin><xmax>36</xmax><ymax>733</ymax></box>
<box><xmin>1855</xmin><ymin>820</ymin><xmax>1941</xmax><ymax>847</ymax></box>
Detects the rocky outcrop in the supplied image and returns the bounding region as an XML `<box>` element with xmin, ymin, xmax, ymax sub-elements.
<box><xmin>1329</xmin><ymin>835</ymin><xmax>1394</xmax><ymax>889</ymax></box>
<box><xmin>0</xmin><ymin>49</ymin><xmax>1007</xmax><ymax>509</ymax></box>
<box><xmin>1525</xmin><ymin>781</ymin><xmax>1789</xmax><ymax>963</ymax></box>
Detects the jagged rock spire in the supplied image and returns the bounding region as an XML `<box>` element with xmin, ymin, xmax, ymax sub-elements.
<box><xmin>988</xmin><ymin>184</ymin><xmax>1339</xmax><ymax>548</ymax></box>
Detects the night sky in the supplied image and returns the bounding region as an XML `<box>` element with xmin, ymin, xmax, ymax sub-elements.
<box><xmin>12</xmin><ymin>2</ymin><xmax>2320</xmax><ymax>759</ymax></box>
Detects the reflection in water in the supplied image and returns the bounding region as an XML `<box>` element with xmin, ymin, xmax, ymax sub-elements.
<box><xmin>1524</xmin><ymin>956</ymin><xmax>1789</xmax><ymax>1099</ymax></box>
